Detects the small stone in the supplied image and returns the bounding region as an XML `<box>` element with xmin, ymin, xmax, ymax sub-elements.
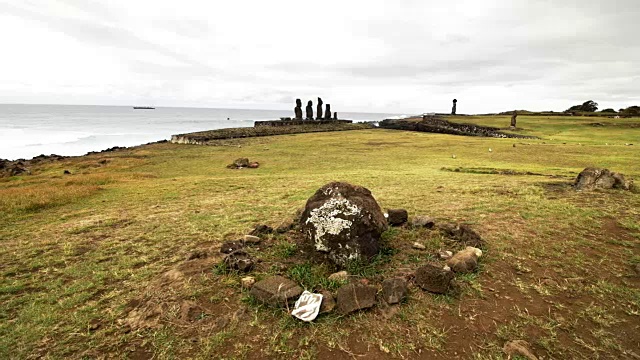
<box><xmin>415</xmin><ymin>264</ymin><xmax>454</xmax><ymax>294</ymax></box>
<box><xmin>336</xmin><ymin>284</ymin><xmax>377</xmax><ymax>314</ymax></box>
<box><xmin>242</xmin><ymin>235</ymin><xmax>261</xmax><ymax>245</ymax></box>
<box><xmin>250</xmin><ymin>276</ymin><xmax>303</xmax><ymax>307</ymax></box>
<box><xmin>503</xmin><ymin>340</ymin><xmax>538</xmax><ymax>360</ymax></box>
<box><xmin>382</xmin><ymin>278</ymin><xmax>408</xmax><ymax>305</ymax></box>
<box><xmin>241</xmin><ymin>276</ymin><xmax>256</xmax><ymax>289</ymax></box>
<box><xmin>387</xmin><ymin>209</ymin><xmax>408</xmax><ymax>226</ymax></box>
<box><xmin>88</xmin><ymin>319</ymin><xmax>101</xmax><ymax>331</ymax></box>
<box><xmin>411</xmin><ymin>215</ymin><xmax>435</xmax><ymax>229</ymax></box>
<box><xmin>186</xmin><ymin>250</ymin><xmax>207</xmax><ymax>260</ymax></box>
<box><xmin>634</xmin><ymin>264</ymin><xmax>640</xmax><ymax>276</ymax></box>
<box><xmin>328</xmin><ymin>271</ymin><xmax>348</xmax><ymax>282</ymax></box>
<box><xmin>249</xmin><ymin>224</ymin><xmax>273</xmax><ymax>236</ymax></box>
<box><xmin>412</xmin><ymin>242</ymin><xmax>426</xmax><ymax>250</ymax></box>
<box><xmin>247</xmin><ymin>162</ymin><xmax>260</xmax><ymax>169</ymax></box>
<box><xmin>319</xmin><ymin>290</ymin><xmax>336</xmax><ymax>313</ymax></box>
<box><xmin>437</xmin><ymin>223</ymin><xmax>484</xmax><ymax>248</ymax></box>
<box><xmin>447</xmin><ymin>247</ymin><xmax>481</xmax><ymax>273</ymax></box>
<box><xmin>233</xmin><ymin>158</ymin><xmax>250</xmax><ymax>168</ymax></box>
<box><xmin>452</xmin><ymin>154</ymin><xmax>456</xmax><ymax>159</ymax></box>
<box><xmin>222</xmin><ymin>250</ymin><xmax>255</xmax><ymax>272</ymax></box>
<box><xmin>438</xmin><ymin>250</ymin><xmax>453</xmax><ymax>260</ymax></box>
<box><xmin>63</xmin><ymin>170</ymin><xmax>71</xmax><ymax>175</ymax></box>
<box><xmin>220</xmin><ymin>241</ymin><xmax>244</xmax><ymax>254</ymax></box>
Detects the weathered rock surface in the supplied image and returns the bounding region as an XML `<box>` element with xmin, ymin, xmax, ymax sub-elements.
<box><xmin>242</xmin><ymin>235</ymin><xmax>261</xmax><ymax>244</ymax></box>
<box><xmin>316</xmin><ymin>97</ymin><xmax>324</xmax><ymax>120</ymax></box>
<box><xmin>328</xmin><ymin>271</ymin><xmax>349</xmax><ymax>282</ymax></box>
<box><xmin>336</xmin><ymin>284</ymin><xmax>377</xmax><ymax>314</ymax></box>
<box><xmin>250</xmin><ymin>276</ymin><xmax>303</xmax><ymax>306</ymax></box>
<box><xmin>447</xmin><ymin>247</ymin><xmax>482</xmax><ymax>273</ymax></box>
<box><xmin>305</xmin><ymin>100</ymin><xmax>313</xmax><ymax>120</ymax></box>
<box><xmin>438</xmin><ymin>250</ymin><xmax>453</xmax><ymax>260</ymax></box>
<box><xmin>411</xmin><ymin>215</ymin><xmax>435</xmax><ymax>229</ymax></box>
<box><xmin>379</xmin><ymin>116</ymin><xmax>536</xmax><ymax>139</ymax></box>
<box><xmin>241</xmin><ymin>276</ymin><xmax>256</xmax><ymax>288</ymax></box>
<box><xmin>223</xmin><ymin>250</ymin><xmax>255</xmax><ymax>272</ymax></box>
<box><xmin>412</xmin><ymin>242</ymin><xmax>426</xmax><ymax>250</ymax></box>
<box><xmin>503</xmin><ymin>340</ymin><xmax>538</xmax><ymax>360</ymax></box>
<box><xmin>415</xmin><ymin>264</ymin><xmax>454</xmax><ymax>294</ymax></box>
<box><xmin>574</xmin><ymin>168</ymin><xmax>633</xmax><ymax>191</ymax></box>
<box><xmin>387</xmin><ymin>209</ymin><xmax>408</xmax><ymax>226</ymax></box>
<box><xmin>382</xmin><ymin>278</ymin><xmax>407</xmax><ymax>304</ymax></box>
<box><xmin>247</xmin><ymin>162</ymin><xmax>260</xmax><ymax>168</ymax></box>
<box><xmin>220</xmin><ymin>241</ymin><xmax>244</xmax><ymax>254</ymax></box>
<box><xmin>294</xmin><ymin>99</ymin><xmax>303</xmax><ymax>119</ymax></box>
<box><xmin>300</xmin><ymin>182</ymin><xmax>387</xmax><ymax>266</ymax></box>
<box><xmin>249</xmin><ymin>224</ymin><xmax>273</xmax><ymax>236</ymax></box>
<box><xmin>437</xmin><ymin>223</ymin><xmax>484</xmax><ymax>248</ymax></box>
<box><xmin>319</xmin><ymin>290</ymin><xmax>336</xmax><ymax>313</ymax></box>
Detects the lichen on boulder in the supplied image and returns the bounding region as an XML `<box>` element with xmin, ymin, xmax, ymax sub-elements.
<box><xmin>300</xmin><ymin>182</ymin><xmax>387</xmax><ymax>266</ymax></box>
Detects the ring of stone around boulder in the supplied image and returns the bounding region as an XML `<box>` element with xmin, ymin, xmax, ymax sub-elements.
<box><xmin>415</xmin><ymin>264</ymin><xmax>454</xmax><ymax>294</ymax></box>
<box><xmin>382</xmin><ymin>278</ymin><xmax>408</xmax><ymax>305</ymax></box>
<box><xmin>336</xmin><ymin>283</ymin><xmax>377</xmax><ymax>314</ymax></box>
<box><xmin>250</xmin><ymin>276</ymin><xmax>303</xmax><ymax>307</ymax></box>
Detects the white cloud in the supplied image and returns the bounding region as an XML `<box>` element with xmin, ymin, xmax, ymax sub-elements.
<box><xmin>0</xmin><ymin>0</ymin><xmax>638</xmax><ymax>113</ymax></box>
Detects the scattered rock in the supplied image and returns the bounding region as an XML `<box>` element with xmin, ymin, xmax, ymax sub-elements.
<box><xmin>382</xmin><ymin>278</ymin><xmax>408</xmax><ymax>305</ymax></box>
<box><xmin>328</xmin><ymin>271</ymin><xmax>349</xmax><ymax>282</ymax></box>
<box><xmin>411</xmin><ymin>215</ymin><xmax>435</xmax><ymax>228</ymax></box>
<box><xmin>241</xmin><ymin>276</ymin><xmax>256</xmax><ymax>288</ymax></box>
<box><xmin>574</xmin><ymin>167</ymin><xmax>633</xmax><ymax>191</ymax></box>
<box><xmin>275</xmin><ymin>221</ymin><xmax>296</xmax><ymax>234</ymax></box>
<box><xmin>222</xmin><ymin>250</ymin><xmax>255</xmax><ymax>272</ymax></box>
<box><xmin>447</xmin><ymin>247</ymin><xmax>482</xmax><ymax>273</ymax></box>
<box><xmin>220</xmin><ymin>241</ymin><xmax>244</xmax><ymax>254</ymax></box>
<box><xmin>242</xmin><ymin>235</ymin><xmax>261</xmax><ymax>245</ymax></box>
<box><xmin>387</xmin><ymin>209</ymin><xmax>408</xmax><ymax>226</ymax></box>
<box><xmin>437</xmin><ymin>223</ymin><xmax>485</xmax><ymax>248</ymax></box>
<box><xmin>250</xmin><ymin>276</ymin><xmax>303</xmax><ymax>307</ymax></box>
<box><xmin>248</xmin><ymin>162</ymin><xmax>260</xmax><ymax>168</ymax></box>
<box><xmin>412</xmin><ymin>242</ymin><xmax>426</xmax><ymax>250</ymax></box>
<box><xmin>88</xmin><ymin>319</ymin><xmax>101</xmax><ymax>331</ymax></box>
<box><xmin>503</xmin><ymin>340</ymin><xmax>538</xmax><ymax>360</ymax></box>
<box><xmin>63</xmin><ymin>170</ymin><xmax>71</xmax><ymax>175</ymax></box>
<box><xmin>415</xmin><ymin>264</ymin><xmax>454</xmax><ymax>294</ymax></box>
<box><xmin>336</xmin><ymin>283</ymin><xmax>377</xmax><ymax>314</ymax></box>
<box><xmin>234</xmin><ymin>158</ymin><xmax>250</xmax><ymax>167</ymax></box>
<box><xmin>185</xmin><ymin>250</ymin><xmax>207</xmax><ymax>260</ymax></box>
<box><xmin>249</xmin><ymin>224</ymin><xmax>273</xmax><ymax>236</ymax></box>
<box><xmin>319</xmin><ymin>290</ymin><xmax>336</xmax><ymax>313</ymax></box>
<box><xmin>438</xmin><ymin>250</ymin><xmax>453</xmax><ymax>260</ymax></box>
<box><xmin>300</xmin><ymin>182</ymin><xmax>387</xmax><ymax>266</ymax></box>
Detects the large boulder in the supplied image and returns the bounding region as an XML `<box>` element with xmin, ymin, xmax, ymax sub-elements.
<box><xmin>575</xmin><ymin>168</ymin><xmax>633</xmax><ymax>191</ymax></box>
<box><xmin>300</xmin><ymin>182</ymin><xmax>388</xmax><ymax>266</ymax></box>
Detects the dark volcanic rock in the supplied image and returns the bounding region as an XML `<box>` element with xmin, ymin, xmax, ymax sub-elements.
<box><xmin>387</xmin><ymin>209</ymin><xmax>408</xmax><ymax>226</ymax></box>
<box><xmin>411</xmin><ymin>215</ymin><xmax>435</xmax><ymax>229</ymax></box>
<box><xmin>306</xmin><ymin>100</ymin><xmax>314</xmax><ymax>120</ymax></box>
<box><xmin>336</xmin><ymin>283</ymin><xmax>377</xmax><ymax>314</ymax></box>
<box><xmin>379</xmin><ymin>116</ymin><xmax>535</xmax><ymax>139</ymax></box>
<box><xmin>316</xmin><ymin>97</ymin><xmax>324</xmax><ymax>120</ymax></box>
<box><xmin>574</xmin><ymin>167</ymin><xmax>633</xmax><ymax>191</ymax></box>
<box><xmin>220</xmin><ymin>241</ymin><xmax>244</xmax><ymax>254</ymax></box>
<box><xmin>415</xmin><ymin>264</ymin><xmax>454</xmax><ymax>294</ymax></box>
<box><xmin>294</xmin><ymin>99</ymin><xmax>303</xmax><ymax>119</ymax></box>
<box><xmin>324</xmin><ymin>104</ymin><xmax>331</xmax><ymax>120</ymax></box>
<box><xmin>249</xmin><ymin>224</ymin><xmax>273</xmax><ymax>236</ymax></box>
<box><xmin>382</xmin><ymin>278</ymin><xmax>408</xmax><ymax>304</ymax></box>
<box><xmin>300</xmin><ymin>182</ymin><xmax>388</xmax><ymax>266</ymax></box>
<box><xmin>319</xmin><ymin>290</ymin><xmax>336</xmax><ymax>313</ymax></box>
<box><xmin>223</xmin><ymin>250</ymin><xmax>255</xmax><ymax>272</ymax></box>
<box><xmin>250</xmin><ymin>276</ymin><xmax>303</xmax><ymax>307</ymax></box>
<box><xmin>437</xmin><ymin>223</ymin><xmax>484</xmax><ymax>248</ymax></box>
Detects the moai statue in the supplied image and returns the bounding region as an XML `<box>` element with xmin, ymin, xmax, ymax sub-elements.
<box><xmin>333</xmin><ymin>112</ymin><xmax>338</xmax><ymax>120</ymax></box>
<box><xmin>294</xmin><ymin>99</ymin><xmax>303</xmax><ymax>119</ymax></box>
<box><xmin>510</xmin><ymin>110</ymin><xmax>517</xmax><ymax>128</ymax></box>
<box><xmin>306</xmin><ymin>100</ymin><xmax>314</xmax><ymax>120</ymax></box>
<box><xmin>324</xmin><ymin>104</ymin><xmax>331</xmax><ymax>120</ymax></box>
<box><xmin>452</xmin><ymin>99</ymin><xmax>457</xmax><ymax>115</ymax></box>
<box><xmin>316</xmin><ymin>97</ymin><xmax>323</xmax><ymax>120</ymax></box>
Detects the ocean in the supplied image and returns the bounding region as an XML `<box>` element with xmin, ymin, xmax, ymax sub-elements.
<box><xmin>0</xmin><ymin>104</ymin><xmax>407</xmax><ymax>160</ymax></box>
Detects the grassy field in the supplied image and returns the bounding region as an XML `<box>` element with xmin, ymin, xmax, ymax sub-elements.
<box><xmin>1</xmin><ymin>115</ymin><xmax>639</xmax><ymax>359</ymax></box>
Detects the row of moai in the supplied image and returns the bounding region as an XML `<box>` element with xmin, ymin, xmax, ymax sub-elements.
<box><xmin>294</xmin><ymin>98</ymin><xmax>338</xmax><ymax>120</ymax></box>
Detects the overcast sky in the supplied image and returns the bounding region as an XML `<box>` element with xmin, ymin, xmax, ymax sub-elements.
<box><xmin>0</xmin><ymin>0</ymin><xmax>638</xmax><ymax>114</ymax></box>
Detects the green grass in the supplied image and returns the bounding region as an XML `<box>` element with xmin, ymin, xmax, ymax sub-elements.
<box><xmin>0</xmin><ymin>115</ymin><xmax>639</xmax><ymax>359</ymax></box>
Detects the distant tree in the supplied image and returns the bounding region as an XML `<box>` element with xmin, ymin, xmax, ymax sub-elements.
<box><xmin>600</xmin><ymin>108</ymin><xmax>616</xmax><ymax>113</ymax></box>
<box><xmin>565</xmin><ymin>100</ymin><xmax>598</xmax><ymax>113</ymax></box>
<box><xmin>620</xmin><ymin>106</ymin><xmax>640</xmax><ymax>116</ymax></box>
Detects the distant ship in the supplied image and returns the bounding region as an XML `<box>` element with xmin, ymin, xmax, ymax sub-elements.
<box><xmin>133</xmin><ymin>106</ymin><xmax>155</xmax><ymax>110</ymax></box>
